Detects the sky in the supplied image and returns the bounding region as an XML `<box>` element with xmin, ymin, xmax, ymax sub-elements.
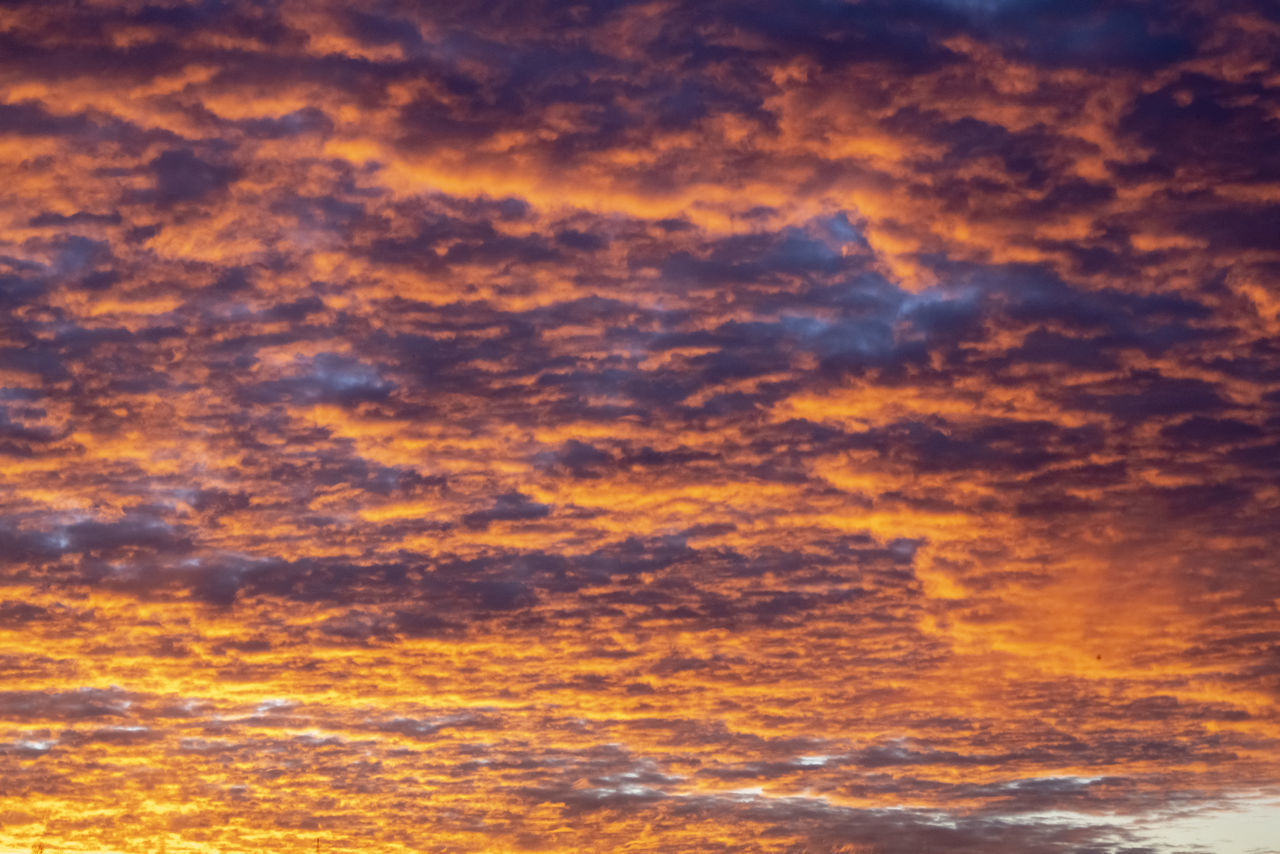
<box><xmin>0</xmin><ymin>0</ymin><xmax>1278</xmax><ymax>852</ymax></box>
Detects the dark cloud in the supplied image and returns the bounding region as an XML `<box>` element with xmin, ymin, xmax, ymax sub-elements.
<box><xmin>1121</xmin><ymin>72</ymin><xmax>1280</xmax><ymax>184</ymax></box>
<box><xmin>976</xmin><ymin>1</ymin><xmax>1199</xmax><ymax>70</ymax></box>
<box><xmin>142</xmin><ymin>149</ymin><xmax>239</xmax><ymax>206</ymax></box>
<box><xmin>461</xmin><ymin>492</ymin><xmax>553</xmax><ymax>530</ymax></box>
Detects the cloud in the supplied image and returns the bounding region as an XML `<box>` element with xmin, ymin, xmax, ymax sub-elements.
<box><xmin>0</xmin><ymin>0</ymin><xmax>1277</xmax><ymax>852</ymax></box>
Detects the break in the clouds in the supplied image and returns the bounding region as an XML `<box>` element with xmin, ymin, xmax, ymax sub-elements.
<box><xmin>1</xmin><ymin>1</ymin><xmax>1278</xmax><ymax>852</ymax></box>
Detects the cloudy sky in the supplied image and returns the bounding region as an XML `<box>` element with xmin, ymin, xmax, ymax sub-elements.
<box><xmin>1</xmin><ymin>1</ymin><xmax>1279</xmax><ymax>852</ymax></box>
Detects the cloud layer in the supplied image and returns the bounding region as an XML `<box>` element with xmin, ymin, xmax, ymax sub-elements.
<box><xmin>1</xmin><ymin>1</ymin><xmax>1278</xmax><ymax>851</ymax></box>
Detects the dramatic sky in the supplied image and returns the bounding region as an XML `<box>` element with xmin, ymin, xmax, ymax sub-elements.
<box><xmin>2</xmin><ymin>1</ymin><xmax>1279</xmax><ymax>852</ymax></box>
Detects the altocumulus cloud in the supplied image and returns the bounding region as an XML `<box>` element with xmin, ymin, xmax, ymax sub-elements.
<box><xmin>0</xmin><ymin>1</ymin><xmax>1278</xmax><ymax>852</ymax></box>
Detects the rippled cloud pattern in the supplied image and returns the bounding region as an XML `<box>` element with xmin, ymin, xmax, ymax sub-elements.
<box><xmin>2</xmin><ymin>1</ymin><xmax>1279</xmax><ymax>852</ymax></box>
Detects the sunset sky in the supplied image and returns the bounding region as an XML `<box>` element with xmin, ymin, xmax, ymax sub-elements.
<box><xmin>2</xmin><ymin>1</ymin><xmax>1279</xmax><ymax>852</ymax></box>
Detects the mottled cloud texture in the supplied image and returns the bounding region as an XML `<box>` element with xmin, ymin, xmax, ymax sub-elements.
<box><xmin>2</xmin><ymin>1</ymin><xmax>1279</xmax><ymax>852</ymax></box>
